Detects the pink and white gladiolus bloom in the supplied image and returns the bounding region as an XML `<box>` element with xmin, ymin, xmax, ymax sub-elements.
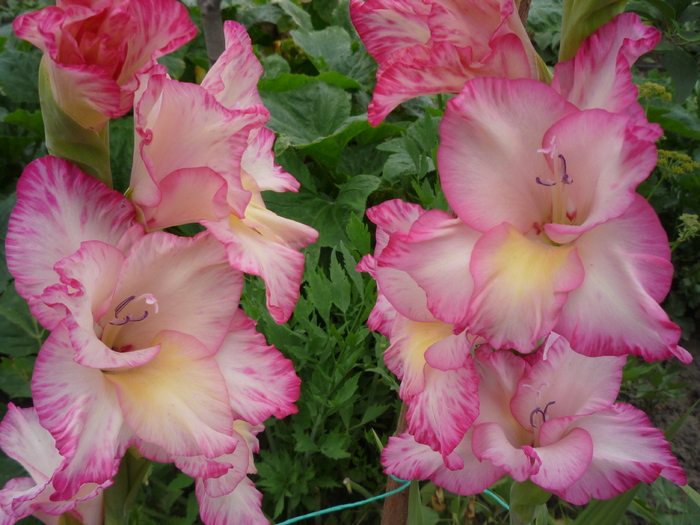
<box><xmin>383</xmin><ymin>335</ymin><xmax>686</xmax><ymax>504</ymax></box>
<box><xmin>0</xmin><ymin>405</ymin><xmax>106</xmax><ymax>525</ymax></box>
<box><xmin>350</xmin><ymin>0</ymin><xmax>538</xmax><ymax>125</ymax></box>
<box><xmin>378</xmin><ymin>70</ymin><xmax>690</xmax><ymax>362</ymax></box>
<box><xmin>130</xmin><ymin>21</ymin><xmax>318</xmax><ymax>324</ymax></box>
<box><xmin>357</xmin><ymin>199</ymin><xmax>480</xmax><ymax>462</ymax></box>
<box><xmin>13</xmin><ymin>0</ymin><xmax>197</xmax><ymax>131</ymax></box>
<box><xmin>5</xmin><ymin>157</ymin><xmax>300</xmax><ymax>509</ymax></box>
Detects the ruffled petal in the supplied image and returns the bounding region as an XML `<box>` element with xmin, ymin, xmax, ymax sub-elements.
<box><xmin>105</xmin><ymin>330</ymin><xmax>237</xmax><ymax>459</ymax></box>
<box><xmin>510</xmin><ymin>334</ymin><xmax>625</xmax><ymax>428</ymax></box>
<box><xmin>526</xmin><ymin>427</ymin><xmax>593</xmax><ymax>491</ymax></box>
<box><xmin>6</xmin><ymin>156</ymin><xmax>138</xmax><ymax>329</ymax></box>
<box><xmin>552</xmin><ymin>13</ymin><xmax>660</xmax><ymax>128</ymax></box>
<box><xmin>196</xmin><ymin>477</ymin><xmax>266</xmax><ymax>525</ymax></box>
<box><xmin>378</xmin><ymin>209</ymin><xmax>479</xmax><ymax>326</ymax></box>
<box><xmin>556</xmin><ymin>196</ymin><xmax>689</xmax><ymax>362</ymax></box>
<box><xmin>215</xmin><ymin>311</ymin><xmax>300</xmax><ymax>425</ymax></box>
<box><xmin>439</xmin><ymin>77</ymin><xmax>578</xmax><ymax>232</ymax></box>
<box><xmin>471</xmin><ymin>422</ymin><xmax>534</xmax><ymax>482</ymax></box>
<box><xmin>553</xmin><ymin>404</ymin><xmax>686</xmax><ymax>504</ymax></box>
<box><xmin>201</xmin><ymin>21</ymin><xmax>264</xmax><ymax>110</ymax></box>
<box><xmin>241</xmin><ymin>128</ymin><xmax>300</xmax><ymax>193</ymax></box>
<box><xmin>467</xmin><ymin>224</ymin><xmax>584</xmax><ymax>353</ymax></box>
<box><xmin>32</xmin><ymin>325</ymin><xmax>124</xmax><ymax>499</ymax></box>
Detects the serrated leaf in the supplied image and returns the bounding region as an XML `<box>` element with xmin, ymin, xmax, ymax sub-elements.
<box><xmin>338</xmin><ymin>241</ymin><xmax>364</xmax><ymax>299</ymax></box>
<box><xmin>329</xmin><ymin>252</ymin><xmax>351</xmax><ymax>313</ymax></box>
<box><xmin>346</xmin><ymin>213</ymin><xmax>372</xmax><ymax>255</ymax></box>
<box><xmin>332</xmin><ymin>373</ymin><xmax>359</xmax><ymax>406</ymax></box>
<box><xmin>306</xmin><ymin>268</ymin><xmax>333</xmax><ymax>325</ymax></box>
<box><xmin>319</xmin><ymin>432</ymin><xmax>352</xmax><ymax>459</ymax></box>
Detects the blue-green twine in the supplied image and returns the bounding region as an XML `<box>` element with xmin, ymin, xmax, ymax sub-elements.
<box><xmin>275</xmin><ymin>477</ymin><xmax>509</xmax><ymax>524</ymax></box>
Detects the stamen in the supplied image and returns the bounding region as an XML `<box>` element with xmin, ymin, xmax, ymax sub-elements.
<box><xmin>558</xmin><ymin>155</ymin><xmax>573</xmax><ymax>185</ymax></box>
<box><xmin>110</xmin><ymin>311</ymin><xmax>149</xmax><ymax>326</ymax></box>
<box><xmin>536</xmin><ymin>177</ymin><xmax>556</xmax><ymax>186</ymax></box>
<box><xmin>114</xmin><ymin>295</ymin><xmax>136</xmax><ymax>316</ymax></box>
<box><xmin>529</xmin><ymin>400</ymin><xmax>556</xmax><ymax>428</ymax></box>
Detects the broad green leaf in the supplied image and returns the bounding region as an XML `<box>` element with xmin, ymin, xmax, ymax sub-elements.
<box><xmin>572</xmin><ymin>485</ymin><xmax>640</xmax><ymax>525</ymax></box>
<box><xmin>642</xmin><ymin>0</ymin><xmax>677</xmax><ymax>26</ymax></box>
<box><xmin>510</xmin><ymin>480</ymin><xmax>552</xmax><ymax>524</ymax></box>
<box><xmin>0</xmin><ymin>193</ymin><xmax>16</xmax><ymax>295</ymax></box>
<box><xmin>337</xmin><ymin>143</ymin><xmax>390</xmax><ymax>177</ymax></box>
<box><xmin>273</xmin><ymin>0</ymin><xmax>313</xmax><ymax>31</ymax></box>
<box><xmin>0</xmin><ymin>356</ymin><xmax>35</xmax><ymax>398</ymax></box>
<box><xmin>560</xmin><ymin>0</ymin><xmax>627</xmax><ymax>61</ymax></box>
<box><xmin>258</xmin><ymin>71</ymin><xmax>362</xmax><ymax>92</ymax></box>
<box><xmin>110</xmin><ymin>116</ymin><xmax>134</xmax><ymax>194</ymax></box>
<box><xmin>104</xmin><ymin>448</ymin><xmax>152</xmax><ymax>525</ymax></box>
<box><xmin>663</xmin><ymin>47</ymin><xmax>698</xmax><ymax>103</ymax></box>
<box><xmin>647</xmin><ymin>104</ymin><xmax>700</xmax><ymax>139</ymax></box>
<box><xmin>261</xmin><ymin>81</ymin><xmax>351</xmax><ymax>145</ymax></box>
<box><xmin>0</xmin><ymin>49</ymin><xmax>41</xmax><ymax>104</ymax></box>
<box><xmin>264</xmin><ymin>175</ymin><xmax>380</xmax><ymax>246</ymax></box>
<box><xmin>3</xmin><ymin>109</ymin><xmax>44</xmax><ymax>136</ymax></box>
<box><xmin>0</xmin><ymin>283</ymin><xmax>47</xmax><ymax>357</ymax></box>
<box><xmin>261</xmin><ymin>54</ymin><xmax>291</xmax><ymax>80</ymax></box>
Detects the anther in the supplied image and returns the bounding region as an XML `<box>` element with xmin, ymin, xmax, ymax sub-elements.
<box><xmin>114</xmin><ymin>295</ymin><xmax>136</xmax><ymax>317</ymax></box>
<box><xmin>110</xmin><ymin>311</ymin><xmax>149</xmax><ymax>326</ymax></box>
<box><xmin>536</xmin><ymin>177</ymin><xmax>556</xmax><ymax>186</ymax></box>
<box><xmin>529</xmin><ymin>400</ymin><xmax>556</xmax><ymax>428</ymax></box>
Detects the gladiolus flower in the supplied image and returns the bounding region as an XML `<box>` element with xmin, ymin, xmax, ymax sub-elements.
<box><xmin>130</xmin><ymin>21</ymin><xmax>318</xmax><ymax>324</ymax></box>
<box><xmin>5</xmin><ymin>157</ymin><xmax>300</xmax><ymax>505</ymax></box>
<box><xmin>350</xmin><ymin>0</ymin><xmax>538</xmax><ymax>125</ymax></box>
<box><xmin>383</xmin><ymin>335</ymin><xmax>686</xmax><ymax>504</ymax></box>
<box><xmin>13</xmin><ymin>0</ymin><xmax>197</xmax><ymax>131</ymax></box>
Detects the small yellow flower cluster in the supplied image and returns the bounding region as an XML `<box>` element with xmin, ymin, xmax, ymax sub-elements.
<box><xmin>658</xmin><ymin>150</ymin><xmax>700</xmax><ymax>176</ymax></box>
<box><xmin>638</xmin><ymin>82</ymin><xmax>672</xmax><ymax>102</ymax></box>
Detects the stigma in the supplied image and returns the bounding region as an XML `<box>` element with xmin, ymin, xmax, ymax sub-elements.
<box><xmin>109</xmin><ymin>293</ymin><xmax>159</xmax><ymax>326</ymax></box>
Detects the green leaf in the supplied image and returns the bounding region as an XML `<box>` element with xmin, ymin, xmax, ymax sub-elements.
<box><xmin>261</xmin><ymin>82</ymin><xmax>351</xmax><ymax>145</ymax></box>
<box><xmin>346</xmin><ymin>213</ymin><xmax>372</xmax><ymax>256</ymax></box>
<box><xmin>560</xmin><ymin>0</ymin><xmax>627</xmax><ymax>61</ymax></box>
<box><xmin>0</xmin><ymin>356</ymin><xmax>34</xmax><ymax>398</ymax></box>
<box><xmin>329</xmin><ymin>252</ymin><xmax>351</xmax><ymax>313</ymax></box>
<box><xmin>319</xmin><ymin>431</ymin><xmax>352</xmax><ymax>459</ymax></box>
<box><xmin>647</xmin><ymin>103</ymin><xmax>700</xmax><ymax>139</ymax></box>
<box><xmin>680</xmin><ymin>484</ymin><xmax>700</xmax><ymax>509</ymax></box>
<box><xmin>264</xmin><ymin>175</ymin><xmax>380</xmax><ymax>247</ymax></box>
<box><xmin>663</xmin><ymin>47</ymin><xmax>698</xmax><ymax>103</ymax></box>
<box><xmin>0</xmin><ymin>283</ymin><xmax>47</xmax><ymax>358</ymax></box>
<box><xmin>407</xmin><ymin>480</ymin><xmax>424</xmax><ymax>525</ymax></box>
<box><xmin>338</xmin><ymin>240</ymin><xmax>365</xmax><ymax>299</ymax></box>
<box><xmin>261</xmin><ymin>54</ymin><xmax>291</xmax><ymax>80</ymax></box>
<box><xmin>573</xmin><ymin>485</ymin><xmax>640</xmax><ymax>525</ymax></box>
<box><xmin>665</xmin><ymin>399</ymin><xmax>699</xmax><ymax>440</ymax></box>
<box><xmin>104</xmin><ymin>448</ymin><xmax>151</xmax><ymax>525</ymax></box>
<box><xmin>306</xmin><ymin>268</ymin><xmax>333</xmax><ymax>325</ymax></box>
<box><xmin>510</xmin><ymin>480</ymin><xmax>552</xmax><ymax>524</ymax></box>
<box><xmin>109</xmin><ymin>116</ymin><xmax>134</xmax><ymax>194</ymax></box>
<box><xmin>3</xmin><ymin>109</ymin><xmax>44</xmax><ymax>136</ymax></box>
<box><xmin>273</xmin><ymin>0</ymin><xmax>313</xmax><ymax>31</ymax></box>
<box><xmin>259</xmin><ymin>71</ymin><xmax>362</xmax><ymax>92</ymax></box>
<box><xmin>0</xmin><ymin>49</ymin><xmax>41</xmax><ymax>104</ymax></box>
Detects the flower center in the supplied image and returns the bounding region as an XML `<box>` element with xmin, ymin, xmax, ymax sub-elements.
<box><xmin>536</xmin><ymin>138</ymin><xmax>576</xmax><ymax>226</ymax></box>
<box><xmin>529</xmin><ymin>400</ymin><xmax>556</xmax><ymax>429</ymax></box>
<box><xmin>101</xmin><ymin>293</ymin><xmax>159</xmax><ymax>351</ymax></box>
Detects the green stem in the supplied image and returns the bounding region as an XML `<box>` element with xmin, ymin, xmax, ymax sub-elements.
<box><xmin>39</xmin><ymin>58</ymin><xmax>113</xmax><ymax>188</ymax></box>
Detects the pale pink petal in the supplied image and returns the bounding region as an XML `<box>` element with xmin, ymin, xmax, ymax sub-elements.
<box><xmin>118</xmin><ymin>0</ymin><xmax>198</xmax><ymax>83</ymax></box>
<box><xmin>6</xmin><ymin>156</ymin><xmax>138</xmax><ymax>329</ymax></box>
<box><xmin>382</xmin><ymin>431</ymin><xmax>506</xmax><ymax>495</ymax></box>
<box><xmin>366</xmin><ymin>199</ymin><xmax>426</xmax><ymax>257</ymax></box>
<box><xmin>439</xmin><ymin>78</ymin><xmax>578</xmax><ymax>232</ymax></box>
<box><xmin>200</xmin><ymin>422</ymin><xmax>262</xmax><ymax>498</ymax></box>
<box><xmin>526</xmin><ymin>427</ymin><xmax>593</xmax><ymax>491</ymax></box>
<box><xmin>201</xmin><ymin>21</ymin><xmax>264</xmax><ymax>110</ymax></box>
<box><xmin>471</xmin><ymin>422</ymin><xmax>534</xmax><ymax>482</ymax></box>
<box><xmin>202</xmin><ymin>210</ymin><xmax>315</xmax><ymax>324</ymax></box>
<box><xmin>423</xmin><ymin>330</ymin><xmax>472</xmax><ymax>371</ymax></box>
<box><xmin>510</xmin><ymin>335</ymin><xmax>625</xmax><ymax>429</ymax></box>
<box><xmin>32</xmin><ymin>325</ymin><xmax>124</xmax><ymax>500</ymax></box>
<box><xmin>215</xmin><ymin>310</ymin><xmax>300</xmax><ymax>425</ymax></box>
<box><xmin>105</xmin><ymin>330</ymin><xmax>237</xmax><ymax>459</ymax></box>
<box><xmin>349</xmin><ymin>0</ymin><xmax>431</xmax><ymax>64</ymax></box>
<box><xmin>377</xmin><ymin>209</ymin><xmax>479</xmax><ymax>326</ymax></box>
<box><xmin>105</xmin><ymin>232</ymin><xmax>242</xmax><ymax>357</ymax></box>
<box><xmin>369</xmin><ymin>40</ymin><xmax>528</xmax><ymax>126</ymax></box>
<box><xmin>552</xmin><ymin>13</ymin><xmax>660</xmax><ymax>126</ymax></box>
<box><xmin>138</xmin><ymin>167</ymin><xmax>230</xmax><ymax>231</ymax></box>
<box><xmin>241</xmin><ymin>128</ymin><xmax>300</xmax><ymax>193</ymax></box>
<box><xmin>540</xmin><ymin>109</ymin><xmax>658</xmax><ymax>243</ymax></box>
<box><xmin>467</xmin><ymin>224</ymin><xmax>584</xmax><ymax>353</ymax></box>
<box><xmin>196</xmin><ymin>477</ymin><xmax>266</xmax><ymax>525</ymax></box>
<box><xmin>366</xmin><ymin>288</ymin><xmax>397</xmax><ymax>337</ymax></box>
<box><xmin>131</xmin><ymin>74</ymin><xmax>267</xmax><ymax>218</ymax></box>
<box><xmin>406</xmin><ymin>362</ymin><xmax>479</xmax><ymax>458</ymax></box>
<box><xmin>553</xmin><ymin>404</ymin><xmax>686</xmax><ymax>504</ymax></box>
<box><xmin>556</xmin><ymin>196</ymin><xmax>690</xmax><ymax>362</ymax></box>
<box><xmin>374</xmin><ymin>266</ymin><xmax>434</xmax><ymax>323</ymax></box>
